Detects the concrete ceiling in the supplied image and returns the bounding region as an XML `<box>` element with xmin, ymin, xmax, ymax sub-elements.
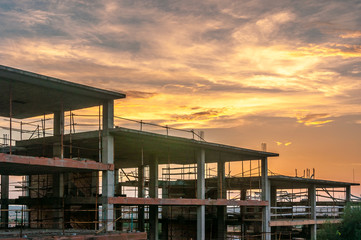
<box><xmin>268</xmin><ymin>175</ymin><xmax>359</xmax><ymax>188</ymax></box>
<box><xmin>0</xmin><ymin>65</ymin><xmax>125</xmax><ymax>119</ymax></box>
<box><xmin>15</xmin><ymin>127</ymin><xmax>278</xmax><ymax>168</ymax></box>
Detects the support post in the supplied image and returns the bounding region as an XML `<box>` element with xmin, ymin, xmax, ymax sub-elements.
<box><xmin>309</xmin><ymin>185</ymin><xmax>317</xmax><ymax>240</ymax></box>
<box><xmin>346</xmin><ymin>186</ymin><xmax>351</xmax><ymax>203</ymax></box>
<box><xmin>1</xmin><ymin>175</ymin><xmax>9</xmax><ymax>229</ymax></box>
<box><xmin>9</xmin><ymin>85</ymin><xmax>12</xmax><ymax>154</ymax></box>
<box><xmin>261</xmin><ymin>157</ymin><xmax>271</xmax><ymax>240</ymax></box>
<box><xmin>149</xmin><ymin>156</ymin><xmax>159</xmax><ymax>240</ymax></box>
<box><xmin>240</xmin><ymin>188</ymin><xmax>247</xmax><ymax>239</ymax></box>
<box><xmin>102</xmin><ymin>100</ymin><xmax>115</xmax><ymax>232</ymax></box>
<box><xmin>114</xmin><ymin>169</ymin><xmax>121</xmax><ymax>231</ymax></box>
<box><xmin>197</xmin><ymin>149</ymin><xmax>205</xmax><ymax>240</ymax></box>
<box><xmin>270</xmin><ymin>186</ymin><xmax>277</xmax><ymax>208</ymax></box>
<box><xmin>53</xmin><ymin>111</ymin><xmax>64</xmax><ymax>159</ymax></box>
<box><xmin>217</xmin><ymin>159</ymin><xmax>226</xmax><ymax>239</ymax></box>
<box><xmin>138</xmin><ymin>165</ymin><xmax>145</xmax><ymax>232</ymax></box>
<box><xmin>271</xmin><ymin>185</ymin><xmax>277</xmax><ymax>222</ymax></box>
<box><xmin>53</xmin><ymin>110</ymin><xmax>65</xmax><ymax>228</ymax></box>
<box><xmin>92</xmin><ymin>171</ymin><xmax>100</xmax><ymax>230</ymax></box>
<box><xmin>161</xmin><ymin>184</ymin><xmax>169</xmax><ymax>240</ymax></box>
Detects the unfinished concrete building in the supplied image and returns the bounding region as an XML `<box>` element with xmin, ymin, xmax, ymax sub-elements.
<box><xmin>0</xmin><ymin>65</ymin><xmax>359</xmax><ymax>240</ymax></box>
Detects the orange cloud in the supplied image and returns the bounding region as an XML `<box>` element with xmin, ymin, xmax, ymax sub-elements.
<box><xmin>296</xmin><ymin>113</ymin><xmax>333</xmax><ymax>126</ymax></box>
<box><xmin>293</xmin><ymin>44</ymin><xmax>361</xmax><ymax>58</ymax></box>
<box><xmin>339</xmin><ymin>31</ymin><xmax>361</xmax><ymax>39</ymax></box>
<box><xmin>276</xmin><ymin>141</ymin><xmax>292</xmax><ymax>146</ymax></box>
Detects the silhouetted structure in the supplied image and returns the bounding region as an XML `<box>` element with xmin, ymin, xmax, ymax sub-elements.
<box><xmin>0</xmin><ymin>65</ymin><xmax>358</xmax><ymax>240</ymax></box>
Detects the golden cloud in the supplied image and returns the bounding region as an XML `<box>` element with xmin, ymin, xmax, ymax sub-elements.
<box><xmin>276</xmin><ymin>141</ymin><xmax>292</xmax><ymax>146</ymax></box>
<box><xmin>339</xmin><ymin>31</ymin><xmax>361</xmax><ymax>39</ymax></box>
<box><xmin>293</xmin><ymin>44</ymin><xmax>361</xmax><ymax>58</ymax></box>
<box><xmin>296</xmin><ymin>113</ymin><xmax>333</xmax><ymax>126</ymax></box>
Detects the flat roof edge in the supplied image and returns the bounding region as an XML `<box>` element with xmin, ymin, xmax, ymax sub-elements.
<box><xmin>269</xmin><ymin>175</ymin><xmax>360</xmax><ymax>186</ymax></box>
<box><xmin>0</xmin><ymin>65</ymin><xmax>126</xmax><ymax>99</ymax></box>
<box><xmin>110</xmin><ymin>127</ymin><xmax>279</xmax><ymax>158</ymax></box>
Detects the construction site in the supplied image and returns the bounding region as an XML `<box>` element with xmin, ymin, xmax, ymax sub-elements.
<box><xmin>0</xmin><ymin>65</ymin><xmax>359</xmax><ymax>240</ymax></box>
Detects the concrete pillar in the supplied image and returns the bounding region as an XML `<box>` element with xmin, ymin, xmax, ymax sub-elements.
<box><xmin>261</xmin><ymin>157</ymin><xmax>271</xmax><ymax>240</ymax></box>
<box><xmin>217</xmin><ymin>160</ymin><xmax>226</xmax><ymax>239</ymax></box>
<box><xmin>346</xmin><ymin>186</ymin><xmax>351</xmax><ymax>203</ymax></box>
<box><xmin>197</xmin><ymin>149</ymin><xmax>205</xmax><ymax>240</ymax></box>
<box><xmin>53</xmin><ymin>111</ymin><xmax>65</xmax><ymax>229</ymax></box>
<box><xmin>1</xmin><ymin>175</ymin><xmax>9</xmax><ymax>229</ymax></box>
<box><xmin>161</xmin><ymin>184</ymin><xmax>169</xmax><ymax>240</ymax></box>
<box><xmin>271</xmin><ymin>186</ymin><xmax>277</xmax><ymax>220</ymax></box>
<box><xmin>138</xmin><ymin>165</ymin><xmax>145</xmax><ymax>232</ymax></box>
<box><xmin>308</xmin><ymin>185</ymin><xmax>316</xmax><ymax>240</ymax></box>
<box><xmin>102</xmin><ymin>100</ymin><xmax>115</xmax><ymax>231</ymax></box>
<box><xmin>113</xmin><ymin>169</ymin><xmax>121</xmax><ymax>231</ymax></box>
<box><xmin>149</xmin><ymin>156</ymin><xmax>159</xmax><ymax>240</ymax></box>
<box><xmin>53</xmin><ymin>111</ymin><xmax>64</xmax><ymax>158</ymax></box>
<box><xmin>270</xmin><ymin>186</ymin><xmax>277</xmax><ymax>207</ymax></box>
<box><xmin>92</xmin><ymin>171</ymin><xmax>100</xmax><ymax>230</ymax></box>
<box><xmin>53</xmin><ymin>111</ymin><xmax>64</xmax><ymax>197</ymax></box>
<box><xmin>240</xmin><ymin>188</ymin><xmax>247</xmax><ymax>239</ymax></box>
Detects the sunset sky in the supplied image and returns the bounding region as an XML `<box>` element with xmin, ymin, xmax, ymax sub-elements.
<box><xmin>1</xmin><ymin>1</ymin><xmax>361</xmax><ymax>194</ymax></box>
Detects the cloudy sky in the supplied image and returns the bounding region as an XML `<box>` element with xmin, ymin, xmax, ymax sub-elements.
<box><xmin>1</xmin><ymin>0</ymin><xmax>361</xmax><ymax>194</ymax></box>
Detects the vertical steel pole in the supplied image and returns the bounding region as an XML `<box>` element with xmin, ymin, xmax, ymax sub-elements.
<box><xmin>9</xmin><ymin>84</ymin><xmax>12</xmax><ymax>155</ymax></box>
<box><xmin>61</xmin><ymin>103</ymin><xmax>64</xmax><ymax>159</ymax></box>
<box><xmin>69</xmin><ymin>111</ymin><xmax>72</xmax><ymax>159</ymax></box>
<box><xmin>99</xmin><ymin>105</ymin><xmax>102</xmax><ymax>162</ymax></box>
<box><xmin>20</xmin><ymin>121</ymin><xmax>22</xmax><ymax>141</ymax></box>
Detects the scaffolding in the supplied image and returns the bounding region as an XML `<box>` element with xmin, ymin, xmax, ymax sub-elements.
<box><xmin>0</xmin><ymin>66</ymin><xmax>359</xmax><ymax>240</ymax></box>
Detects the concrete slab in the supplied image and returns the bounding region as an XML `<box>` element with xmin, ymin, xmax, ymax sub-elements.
<box><xmin>108</xmin><ymin>197</ymin><xmax>268</xmax><ymax>206</ymax></box>
<box><xmin>0</xmin><ymin>153</ymin><xmax>113</xmax><ymax>175</ymax></box>
<box><xmin>1</xmin><ymin>232</ymin><xmax>146</xmax><ymax>240</ymax></box>
<box><xmin>270</xmin><ymin>219</ymin><xmax>341</xmax><ymax>227</ymax></box>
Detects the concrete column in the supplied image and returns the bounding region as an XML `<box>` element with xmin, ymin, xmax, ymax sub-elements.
<box><xmin>53</xmin><ymin>111</ymin><xmax>65</xmax><ymax>229</ymax></box>
<box><xmin>92</xmin><ymin>171</ymin><xmax>100</xmax><ymax>230</ymax></box>
<box><xmin>1</xmin><ymin>175</ymin><xmax>9</xmax><ymax>229</ymax></box>
<box><xmin>308</xmin><ymin>185</ymin><xmax>316</xmax><ymax>240</ymax></box>
<box><xmin>53</xmin><ymin>111</ymin><xmax>64</xmax><ymax>158</ymax></box>
<box><xmin>270</xmin><ymin>186</ymin><xmax>277</xmax><ymax>207</ymax></box>
<box><xmin>270</xmin><ymin>186</ymin><xmax>277</xmax><ymax>220</ymax></box>
<box><xmin>138</xmin><ymin>165</ymin><xmax>145</xmax><ymax>232</ymax></box>
<box><xmin>53</xmin><ymin>111</ymin><xmax>64</xmax><ymax>196</ymax></box>
<box><xmin>149</xmin><ymin>156</ymin><xmax>159</xmax><ymax>240</ymax></box>
<box><xmin>113</xmin><ymin>169</ymin><xmax>121</xmax><ymax>231</ymax></box>
<box><xmin>102</xmin><ymin>100</ymin><xmax>115</xmax><ymax>232</ymax></box>
<box><xmin>240</xmin><ymin>188</ymin><xmax>247</xmax><ymax>239</ymax></box>
<box><xmin>217</xmin><ymin>160</ymin><xmax>226</xmax><ymax>199</ymax></box>
<box><xmin>217</xmin><ymin>160</ymin><xmax>226</xmax><ymax>239</ymax></box>
<box><xmin>261</xmin><ymin>157</ymin><xmax>271</xmax><ymax>240</ymax></box>
<box><xmin>197</xmin><ymin>149</ymin><xmax>205</xmax><ymax>240</ymax></box>
<box><xmin>346</xmin><ymin>186</ymin><xmax>351</xmax><ymax>203</ymax></box>
<box><xmin>161</xmin><ymin>184</ymin><xmax>169</xmax><ymax>240</ymax></box>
